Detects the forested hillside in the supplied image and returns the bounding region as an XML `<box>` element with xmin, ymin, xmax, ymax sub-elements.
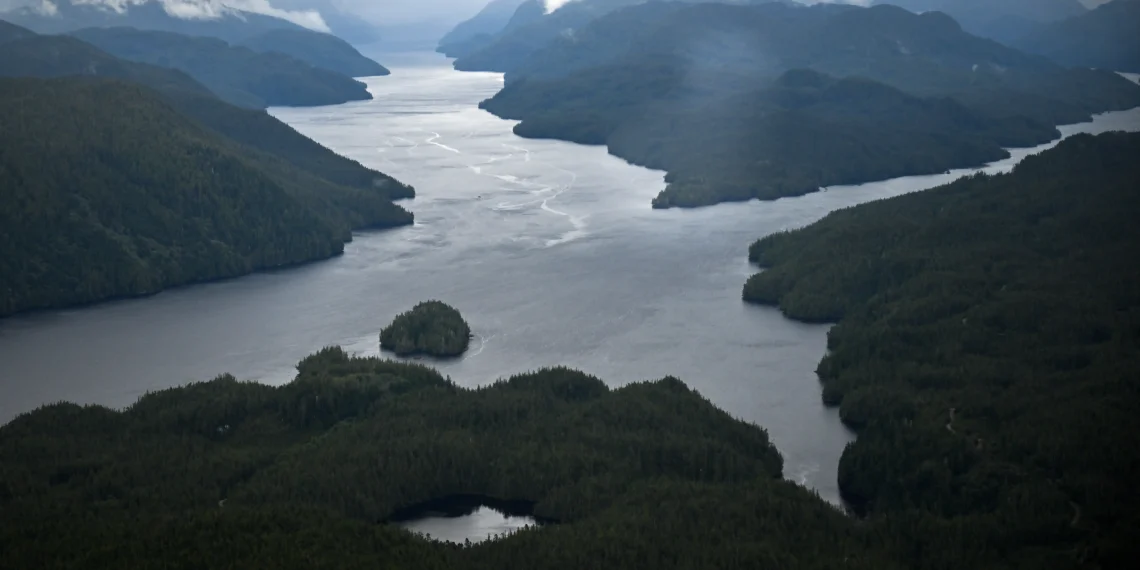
<box><xmin>477</xmin><ymin>1</ymin><xmax>1140</xmax><ymax>208</ymax></box>
<box><xmin>743</xmin><ymin>131</ymin><xmax>1140</xmax><ymax>567</ymax></box>
<box><xmin>0</xmin><ymin>77</ymin><xmax>410</xmax><ymax>317</ymax></box>
<box><xmin>1</xmin><ymin>348</ymin><xmax>901</xmax><ymax>569</ymax></box>
<box><xmin>0</xmin><ymin>24</ymin><xmax>412</xmax><ymax>196</ymax></box>
<box><xmin>491</xmin><ymin>67</ymin><xmax>1059</xmax><ymax>207</ymax></box>
<box><xmin>451</xmin><ymin>0</ymin><xmax>643</xmax><ymax>71</ymax></box>
<box><xmin>0</xmin><ymin>20</ymin><xmax>415</xmax><ymax>317</ymax></box>
<box><xmin>70</xmin><ymin>27</ymin><xmax>373</xmax><ymax>109</ymax></box>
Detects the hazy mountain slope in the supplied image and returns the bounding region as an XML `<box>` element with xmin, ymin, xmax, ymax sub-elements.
<box><xmin>871</xmin><ymin>0</ymin><xmax>1087</xmax><ymax>41</ymax></box>
<box><xmin>0</xmin><ymin>15</ymin><xmax>35</xmax><ymax>41</ymax></box>
<box><xmin>1014</xmin><ymin>0</ymin><xmax>1140</xmax><ymax>73</ymax></box>
<box><xmin>70</xmin><ymin>27</ymin><xmax>372</xmax><ymax>108</ymax></box>
<box><xmin>0</xmin><ymin>77</ymin><xmax>410</xmax><ymax>317</ymax></box>
<box><xmin>437</xmin><ymin>0</ymin><xmax>527</xmax><ymax>56</ymax></box>
<box><xmin>454</xmin><ymin>0</ymin><xmax>643</xmax><ymax>72</ymax></box>
<box><xmin>237</xmin><ymin>28</ymin><xmax>389</xmax><ymax>77</ymax></box>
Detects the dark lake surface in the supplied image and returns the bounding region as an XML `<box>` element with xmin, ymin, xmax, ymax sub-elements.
<box><xmin>1</xmin><ymin>52</ymin><xmax>1138</xmax><ymax>517</ymax></box>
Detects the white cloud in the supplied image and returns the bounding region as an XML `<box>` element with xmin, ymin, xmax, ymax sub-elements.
<box><xmin>32</xmin><ymin>0</ymin><xmax>57</xmax><ymax>14</ymax></box>
<box><xmin>543</xmin><ymin>0</ymin><xmax>575</xmax><ymax>15</ymax></box>
<box><xmin>222</xmin><ymin>0</ymin><xmax>329</xmax><ymax>30</ymax></box>
<box><xmin>3</xmin><ymin>0</ymin><xmax>331</xmax><ymax>31</ymax></box>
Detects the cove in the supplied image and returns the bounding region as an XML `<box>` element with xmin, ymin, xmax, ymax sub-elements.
<box><xmin>0</xmin><ymin>51</ymin><xmax>1138</xmax><ymax>507</ymax></box>
<box><xmin>388</xmin><ymin>495</ymin><xmax>550</xmax><ymax>544</ymax></box>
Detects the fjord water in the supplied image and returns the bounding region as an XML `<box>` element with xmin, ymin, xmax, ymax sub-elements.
<box><xmin>397</xmin><ymin>506</ymin><xmax>536</xmax><ymax>544</ymax></box>
<box><xmin>2</xmin><ymin>53</ymin><xmax>1139</xmax><ymax>512</ymax></box>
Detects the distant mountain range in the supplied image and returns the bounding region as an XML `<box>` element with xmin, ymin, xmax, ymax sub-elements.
<box><xmin>473</xmin><ymin>1</ymin><xmax>1140</xmax><ymax>208</ymax></box>
<box><xmin>2</xmin><ymin>0</ymin><xmax>388</xmax><ymax>77</ymax></box>
<box><xmin>0</xmin><ymin>19</ymin><xmax>413</xmax><ymax>317</ymax></box>
<box><xmin>4</xmin><ymin>1</ymin><xmax>309</xmax><ymax>41</ymax></box>
<box><xmin>438</xmin><ymin>0</ymin><xmax>527</xmax><ymax>56</ymax></box>
<box><xmin>871</xmin><ymin>0</ymin><xmax>1087</xmax><ymax>42</ymax></box>
<box><xmin>69</xmin><ymin>27</ymin><xmax>374</xmax><ymax>108</ymax></box>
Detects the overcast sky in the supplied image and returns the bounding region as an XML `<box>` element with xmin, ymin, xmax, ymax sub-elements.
<box><xmin>0</xmin><ymin>0</ymin><xmax>1119</xmax><ymax>27</ymax></box>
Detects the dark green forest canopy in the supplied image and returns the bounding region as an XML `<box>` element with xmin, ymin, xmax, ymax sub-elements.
<box><xmin>2</xmin><ymin>347</ymin><xmax>904</xmax><ymax>570</ymax></box>
<box><xmin>743</xmin><ymin>131</ymin><xmax>1140</xmax><ymax>567</ymax></box>
<box><xmin>0</xmin><ymin>77</ymin><xmax>410</xmax><ymax>318</ymax></box>
<box><xmin>69</xmin><ymin>27</ymin><xmax>373</xmax><ymax>109</ymax></box>
<box><xmin>477</xmin><ymin>1</ymin><xmax>1140</xmax><ymax>208</ymax></box>
<box><xmin>0</xmin><ymin>23</ymin><xmax>412</xmax><ymax>196</ymax></box>
<box><xmin>380</xmin><ymin>301</ymin><xmax>473</xmax><ymax>357</ymax></box>
<box><xmin>0</xmin><ymin>21</ymin><xmax>416</xmax><ymax>318</ymax></box>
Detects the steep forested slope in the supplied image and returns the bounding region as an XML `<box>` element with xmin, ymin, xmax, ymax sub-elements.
<box><xmin>0</xmin><ymin>348</ymin><xmax>900</xmax><ymax>569</ymax></box>
<box><xmin>490</xmin><ymin>67</ymin><xmax>1059</xmax><ymax>207</ymax></box>
<box><xmin>70</xmin><ymin>27</ymin><xmax>372</xmax><ymax>108</ymax></box>
<box><xmin>743</xmin><ymin>131</ymin><xmax>1140</xmax><ymax>567</ymax></box>
<box><xmin>0</xmin><ymin>25</ymin><xmax>412</xmax><ymax>197</ymax></box>
<box><xmin>0</xmin><ymin>20</ymin><xmax>414</xmax><ymax>317</ymax></box>
<box><xmin>0</xmin><ymin>77</ymin><xmax>410</xmax><ymax>317</ymax></box>
<box><xmin>479</xmin><ymin>1</ymin><xmax>1140</xmax><ymax>208</ymax></box>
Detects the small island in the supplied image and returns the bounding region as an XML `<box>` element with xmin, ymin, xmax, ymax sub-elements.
<box><xmin>380</xmin><ymin>301</ymin><xmax>472</xmax><ymax>357</ymax></box>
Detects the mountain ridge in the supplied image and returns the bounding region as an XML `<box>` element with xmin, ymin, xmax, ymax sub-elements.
<box><xmin>69</xmin><ymin>26</ymin><xmax>374</xmax><ymax>108</ymax></box>
<box><xmin>0</xmin><ymin>20</ymin><xmax>414</xmax><ymax>317</ymax></box>
<box><xmin>476</xmin><ymin>1</ymin><xmax>1140</xmax><ymax>207</ymax></box>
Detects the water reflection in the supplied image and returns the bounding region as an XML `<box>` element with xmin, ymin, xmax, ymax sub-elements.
<box><xmin>390</xmin><ymin>496</ymin><xmax>544</xmax><ymax>544</ymax></box>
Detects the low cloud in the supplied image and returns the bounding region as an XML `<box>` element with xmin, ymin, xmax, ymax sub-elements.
<box><xmin>3</xmin><ymin>0</ymin><xmax>331</xmax><ymax>31</ymax></box>
<box><xmin>543</xmin><ymin>0</ymin><xmax>575</xmax><ymax>15</ymax></box>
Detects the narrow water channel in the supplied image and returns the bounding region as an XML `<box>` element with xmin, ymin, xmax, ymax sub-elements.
<box><xmin>1</xmin><ymin>53</ymin><xmax>1137</xmax><ymax>515</ymax></box>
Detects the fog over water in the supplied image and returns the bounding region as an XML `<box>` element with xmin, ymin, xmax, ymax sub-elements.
<box><xmin>1</xmin><ymin>53</ymin><xmax>1138</xmax><ymax>508</ymax></box>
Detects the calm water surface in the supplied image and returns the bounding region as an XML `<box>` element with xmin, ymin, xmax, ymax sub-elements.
<box><xmin>398</xmin><ymin>506</ymin><xmax>536</xmax><ymax>544</ymax></box>
<box><xmin>2</xmin><ymin>53</ymin><xmax>1139</xmax><ymax>514</ymax></box>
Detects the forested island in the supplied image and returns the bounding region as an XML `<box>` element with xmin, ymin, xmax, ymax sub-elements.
<box><xmin>0</xmin><ymin>20</ymin><xmax>414</xmax><ymax>318</ymax></box>
<box><xmin>471</xmin><ymin>1</ymin><xmax>1140</xmax><ymax>208</ymax></box>
<box><xmin>380</xmin><ymin>301</ymin><xmax>473</xmax><ymax>357</ymax></box>
<box><xmin>743</xmin><ymin>131</ymin><xmax>1140</xmax><ymax>566</ymax></box>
